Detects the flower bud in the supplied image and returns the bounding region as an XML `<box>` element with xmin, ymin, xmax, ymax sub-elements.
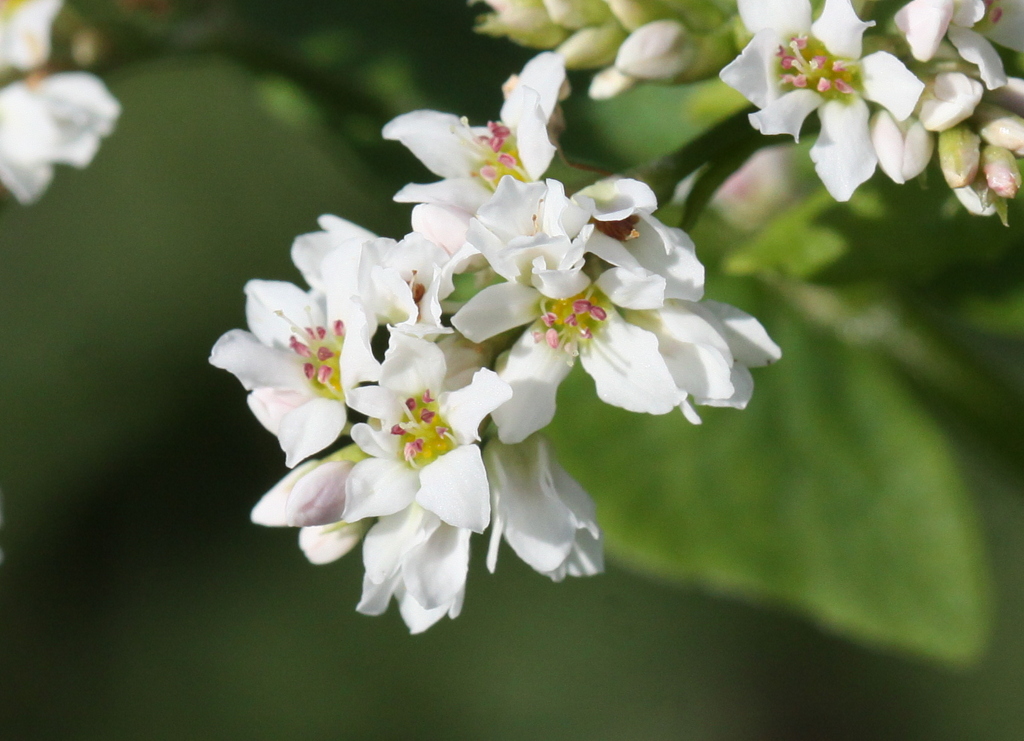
<box><xmin>285</xmin><ymin>460</ymin><xmax>353</xmax><ymax>527</ymax></box>
<box><xmin>871</xmin><ymin>111</ymin><xmax>934</xmax><ymax>184</ymax></box>
<box><xmin>953</xmin><ymin>182</ymin><xmax>998</xmax><ymax>217</ymax></box>
<box><xmin>588</xmin><ymin>65</ymin><xmax>637</xmax><ymax>99</ymax></box>
<box><xmin>973</xmin><ymin>103</ymin><xmax>1024</xmax><ymax>155</ymax></box>
<box><xmin>541</xmin><ymin>0</ymin><xmax>612</xmax><ymax>29</ymax></box>
<box><xmin>989</xmin><ymin>77</ymin><xmax>1024</xmax><ymax>117</ymax></box>
<box><xmin>981</xmin><ymin>145</ymin><xmax>1021</xmax><ymax>199</ymax></box>
<box><xmin>919</xmin><ymin>72</ymin><xmax>984</xmax><ymax>131</ymax></box>
<box><xmin>557</xmin><ymin>21</ymin><xmax>628</xmax><ymax>68</ymax></box>
<box><xmin>614</xmin><ymin>19</ymin><xmax>691</xmax><ymax>79</ymax></box>
<box><xmin>474</xmin><ymin>0</ymin><xmax>568</xmax><ymax>48</ymax></box>
<box><xmin>604</xmin><ymin>0</ymin><xmax>670</xmax><ymax>31</ymax></box>
<box><xmin>895</xmin><ymin>0</ymin><xmax>954</xmax><ymax>62</ymax></box>
<box><xmin>938</xmin><ymin>124</ymin><xmax>981</xmax><ymax>188</ymax></box>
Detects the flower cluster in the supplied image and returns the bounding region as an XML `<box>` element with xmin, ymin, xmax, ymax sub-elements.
<box><xmin>0</xmin><ymin>0</ymin><xmax>119</xmax><ymax>204</ymax></box>
<box><xmin>211</xmin><ymin>52</ymin><xmax>780</xmax><ymax>633</ymax></box>
<box><xmin>721</xmin><ymin>0</ymin><xmax>1023</xmax><ymax>217</ymax></box>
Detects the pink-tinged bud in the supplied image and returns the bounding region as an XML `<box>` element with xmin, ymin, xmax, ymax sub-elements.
<box><xmin>284</xmin><ymin>460</ymin><xmax>354</xmax><ymax>528</ymax></box>
<box><xmin>973</xmin><ymin>103</ymin><xmax>1024</xmax><ymax>155</ymax></box>
<box><xmin>588</xmin><ymin>66</ymin><xmax>636</xmax><ymax>100</ymax></box>
<box><xmin>871</xmin><ymin>111</ymin><xmax>935</xmax><ymax>184</ymax></box>
<box><xmin>938</xmin><ymin>124</ymin><xmax>982</xmax><ymax>188</ymax></box>
<box><xmin>954</xmin><ymin>183</ymin><xmax>999</xmax><ymax>218</ymax></box>
<box><xmin>990</xmin><ymin>77</ymin><xmax>1024</xmax><ymax>117</ymax></box>
<box><xmin>895</xmin><ymin>0</ymin><xmax>955</xmax><ymax>62</ymax></box>
<box><xmin>920</xmin><ymin>72</ymin><xmax>984</xmax><ymax>132</ymax></box>
<box><xmin>614</xmin><ymin>20</ymin><xmax>690</xmax><ymax>80</ymax></box>
<box><xmin>982</xmin><ymin>145</ymin><xmax>1021</xmax><ymax>198</ymax></box>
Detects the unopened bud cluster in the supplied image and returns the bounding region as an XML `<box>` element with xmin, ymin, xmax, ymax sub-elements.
<box><xmin>211</xmin><ymin>53</ymin><xmax>780</xmax><ymax>633</ymax></box>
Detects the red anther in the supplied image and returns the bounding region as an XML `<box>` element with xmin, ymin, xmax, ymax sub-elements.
<box><xmin>542</xmin><ymin>312</ymin><xmax>557</xmax><ymax>327</ymax></box>
<box><xmin>316</xmin><ymin>327</ymin><xmax>327</xmax><ymax>339</ymax></box>
<box><xmin>572</xmin><ymin>299</ymin><xmax>592</xmax><ymax>314</ymax></box>
<box><xmin>289</xmin><ymin>337</ymin><xmax>311</xmax><ymax>357</ymax></box>
<box><xmin>404</xmin><ymin>439</ymin><xmax>424</xmax><ymax>461</ymax></box>
<box><xmin>792</xmin><ymin>36</ymin><xmax>807</xmax><ymax>49</ymax></box>
<box><xmin>832</xmin><ymin>60</ymin><xmax>847</xmax><ymax>72</ymax></box>
<box><xmin>589</xmin><ymin>306</ymin><xmax>608</xmax><ymax>321</ymax></box>
<box><xmin>498</xmin><ymin>153</ymin><xmax>517</xmax><ymax>167</ymax></box>
<box><xmin>564</xmin><ymin>314</ymin><xmax>578</xmax><ymax>327</ymax></box>
<box><xmin>817</xmin><ymin>78</ymin><xmax>832</xmax><ymax>92</ymax></box>
<box><xmin>422</xmin><ymin>390</ymin><xmax>435</xmax><ymax>404</ymax></box>
<box><xmin>304</xmin><ymin>327</ymin><xmax>315</xmax><ymax>338</ymax></box>
<box><xmin>776</xmin><ymin>45</ymin><xmax>786</xmax><ymax>57</ymax></box>
<box><xmin>333</xmin><ymin>320</ymin><xmax>345</xmax><ymax>336</ymax></box>
<box><xmin>546</xmin><ymin>328</ymin><xmax>559</xmax><ymax>349</ymax></box>
<box><xmin>391</xmin><ymin>424</ymin><xmax>405</xmax><ymax>435</ymax></box>
<box><xmin>480</xmin><ymin>165</ymin><xmax>498</xmax><ymax>181</ymax></box>
<box><xmin>405</xmin><ymin>397</ymin><xmax>417</xmax><ymax>411</ymax></box>
<box><xmin>792</xmin><ymin>74</ymin><xmax>808</xmax><ymax>88</ymax></box>
<box><xmin>781</xmin><ymin>56</ymin><xmax>795</xmax><ymax>69</ymax></box>
<box><xmin>317</xmin><ymin>365</ymin><xmax>333</xmax><ymax>384</ymax></box>
<box><xmin>812</xmin><ymin>55</ymin><xmax>828</xmax><ymax>68</ymax></box>
<box><xmin>436</xmin><ymin>426</ymin><xmax>449</xmax><ymax>438</ymax></box>
<box><xmin>835</xmin><ymin>79</ymin><xmax>853</xmax><ymax>94</ymax></box>
<box><xmin>992</xmin><ymin>7</ymin><xmax>1003</xmax><ymax>23</ymax></box>
<box><xmin>580</xmin><ymin>328</ymin><xmax>592</xmax><ymax>340</ymax></box>
<box><xmin>303</xmin><ymin>363</ymin><xmax>315</xmax><ymax>379</ymax></box>
<box><xmin>317</xmin><ymin>347</ymin><xmax>334</xmax><ymax>361</ymax></box>
<box><xmin>420</xmin><ymin>409</ymin><xmax>436</xmax><ymax>424</ymax></box>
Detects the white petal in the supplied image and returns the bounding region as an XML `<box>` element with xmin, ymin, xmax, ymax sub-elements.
<box><xmin>918</xmin><ymin>72</ymin><xmax>984</xmax><ymax>131</ymax></box>
<box><xmin>719</xmin><ymin>29</ymin><xmax>784</xmax><ymax>109</ymax></box>
<box><xmin>443</xmin><ymin>368</ymin><xmax>513</xmax><ymax>444</ymax></box>
<box><xmin>579</xmin><ymin>313</ymin><xmax>678</xmax><ymax>414</ymax></box>
<box><xmin>350</xmin><ymin>422</ymin><xmax>399</xmax><ymax>460</ymax></box>
<box><xmin>411</xmin><ymin>203</ymin><xmax>471</xmax><ymax>256</ymax></box>
<box><xmin>347</xmin><ymin>386</ymin><xmax>404</xmax><ymax>424</ymax></box>
<box><xmin>511</xmin><ymin>87</ymin><xmax>557</xmax><ymax>180</ymax></box>
<box><xmin>209</xmin><ymin>329</ymin><xmax>305</xmax><ymax>391</ymax></box>
<box><xmin>393</xmin><ymin>178</ymin><xmax>492</xmax><ymax>212</ymax></box>
<box><xmin>578</xmin><ymin>177</ymin><xmax>657</xmax><ymax>220</ymax></box>
<box><xmin>251</xmin><ymin>461</ymin><xmax>319</xmax><ymax>526</ymax></box>
<box><xmin>403</xmin><ymin>523</ymin><xmax>471</xmax><ymax>609</ymax></box>
<box><xmin>492</xmin><ymin>331</ymin><xmax>574</xmax><ymax>444</ymax></box>
<box><xmin>615</xmin><ymin>20</ymin><xmax>690</xmax><ymax>80</ymax></box>
<box><xmin>417</xmin><ymin>444</ymin><xmax>491</xmax><ymax>532</ymax></box>
<box><xmin>244</xmin><ymin>279</ymin><xmax>319</xmax><ymax>348</ymax></box>
<box><xmin>662</xmin><ymin>341</ymin><xmax>735</xmax><ymax>401</ymax></box>
<box><xmin>278</xmin><ymin>398</ymin><xmax>348</xmax><ymax>467</ymax></box>
<box><xmin>1</xmin><ymin>0</ymin><xmax>60</xmax><ymax>70</ymax></box>
<box><xmin>562</xmin><ymin>529</ymin><xmax>605</xmax><ymax>579</ymax></box>
<box><xmin>532</xmin><ymin>265</ymin><xmax>591</xmax><ymax>299</ymax></box>
<box><xmin>987</xmin><ymin>1</ymin><xmax>1024</xmax><ymax>53</ymax></box>
<box><xmin>700</xmin><ymin>364</ymin><xmax>756</xmax><ymax>410</ymax></box>
<box><xmin>298</xmin><ymin>522</ymin><xmax>363</xmax><ymax>565</ymax></box>
<box><xmin>398</xmin><ymin>588</ymin><xmax>456</xmax><ymax>633</ymax></box>
<box><xmin>811</xmin><ymin>0</ymin><xmax>874</xmax><ymax>59</ymax></box>
<box><xmin>948</xmin><ymin>26</ymin><xmax>1008</xmax><ymax>90</ymax></box>
<box><xmin>702</xmin><ymin>300</ymin><xmax>783</xmax><ymax>367</ymax></box>
<box><xmin>362</xmin><ymin>506</ymin><xmax>438</xmax><ymax>582</ymax></box>
<box><xmin>749</xmin><ymin>89</ymin><xmax>822</xmax><ymax>140</ymax></box>
<box><xmin>737</xmin><ymin>0</ymin><xmax>812</xmax><ymax>35</ymax></box>
<box><xmin>452</xmin><ymin>282</ymin><xmax>541</xmax><ymax>342</ymax></box>
<box><xmin>810</xmin><ymin>98</ymin><xmax>877</xmax><ymax>202</ymax></box>
<box><xmin>380</xmin><ymin>332</ymin><xmax>448</xmax><ymax>398</ymax></box>
<box><xmin>343</xmin><ymin>458</ymin><xmax>421</xmax><ymax>522</ymax></box>
<box><xmin>247</xmin><ymin>388</ymin><xmax>307</xmax><ymax>435</ymax></box>
<box><xmin>285</xmin><ymin>460</ymin><xmax>353</xmax><ymax>527</ymax></box>
<box><xmin>895</xmin><ymin>0</ymin><xmax>954</xmax><ymax>61</ymax></box>
<box><xmin>356</xmin><ymin>572</ymin><xmax>398</xmax><ymax>616</ymax></box>
<box><xmin>632</xmin><ymin>216</ymin><xmax>705</xmax><ymax>302</ymax></box>
<box><xmin>596</xmin><ymin>266</ymin><xmax>666</xmax><ymax>309</ymax></box>
<box><xmin>860</xmin><ymin>52</ymin><xmax>926</xmax><ymax>121</ymax></box>
<box><xmin>502</xmin><ymin>51</ymin><xmax>567</xmax><ymax>122</ymax></box>
<box><xmin>381</xmin><ymin>110</ymin><xmax>479</xmax><ymax>179</ymax></box>
<box><xmin>870</xmin><ymin>109</ymin><xmax>911</xmax><ymax>184</ymax></box>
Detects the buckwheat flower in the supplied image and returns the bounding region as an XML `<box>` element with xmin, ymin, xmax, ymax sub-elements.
<box><xmin>382</xmin><ymin>52</ymin><xmax>566</xmax><ymax>214</ymax></box>
<box><xmin>357</xmin><ymin>504</ymin><xmax>470</xmax><ymax>634</ymax></box>
<box><xmin>0</xmin><ymin>0</ymin><xmax>61</xmax><ymax>71</ymax></box>
<box><xmin>870</xmin><ymin>111</ymin><xmax>934</xmax><ymax>184</ymax></box>
<box><xmin>0</xmin><ymin>71</ymin><xmax>120</xmax><ymax>204</ymax></box>
<box><xmin>209</xmin><ymin>275</ymin><xmax>379</xmax><ymax>468</ymax></box>
<box><xmin>484</xmin><ymin>435</ymin><xmax>603</xmax><ymax>581</ymax></box>
<box><xmin>629</xmin><ymin>300</ymin><xmax>782</xmax><ymax>424</ymax></box>
<box><xmin>250</xmin><ymin>457</ymin><xmax>367</xmax><ymax>565</ymax></box>
<box><xmin>341</xmin><ymin>332</ymin><xmax>513</xmax><ymax>534</ymax></box>
<box><xmin>453</xmin><ymin>177</ymin><xmax>678</xmax><ymax>443</ymax></box>
<box><xmin>918</xmin><ymin>72</ymin><xmax>984</xmax><ymax>131</ymax></box>
<box><xmin>720</xmin><ymin>0</ymin><xmax>925</xmax><ymax>201</ymax></box>
<box><xmin>896</xmin><ymin>0</ymin><xmax>1021</xmax><ymax>89</ymax></box>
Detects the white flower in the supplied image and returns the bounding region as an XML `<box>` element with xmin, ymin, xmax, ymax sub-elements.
<box><xmin>341</xmin><ymin>332</ymin><xmax>513</xmax><ymax>533</ymax></box>
<box><xmin>629</xmin><ymin>299</ymin><xmax>782</xmax><ymax>424</ymax></box>
<box><xmin>896</xmin><ymin>0</ymin><xmax>1021</xmax><ymax>89</ymax></box>
<box><xmin>918</xmin><ymin>72</ymin><xmax>984</xmax><ymax>131</ymax></box>
<box><xmin>382</xmin><ymin>52</ymin><xmax>566</xmax><ymax>214</ymax></box>
<box><xmin>0</xmin><ymin>0</ymin><xmax>61</xmax><ymax>71</ymax></box>
<box><xmin>0</xmin><ymin>72</ymin><xmax>120</xmax><ymax>204</ymax></box>
<box><xmin>870</xmin><ymin>111</ymin><xmax>934</xmax><ymax>183</ymax></box>
<box><xmin>484</xmin><ymin>435</ymin><xmax>603</xmax><ymax>581</ymax></box>
<box><xmin>613</xmin><ymin>19</ymin><xmax>690</xmax><ymax>80</ymax></box>
<box><xmin>249</xmin><ymin>458</ymin><xmax>366</xmax><ymax>565</ymax></box>
<box><xmin>452</xmin><ymin>177</ymin><xmax>679</xmax><ymax>444</ymax></box>
<box><xmin>720</xmin><ymin>0</ymin><xmax>925</xmax><ymax>201</ymax></box>
<box><xmin>209</xmin><ymin>266</ymin><xmax>379</xmax><ymax>467</ymax></box>
<box><xmin>357</xmin><ymin>504</ymin><xmax>470</xmax><ymax>634</ymax></box>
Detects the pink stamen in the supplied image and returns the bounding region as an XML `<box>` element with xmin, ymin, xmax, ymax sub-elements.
<box><xmin>317</xmin><ymin>347</ymin><xmax>334</xmax><ymax>361</ymax></box>
<box><xmin>781</xmin><ymin>56</ymin><xmax>795</xmax><ymax>69</ymax></box>
<box><xmin>480</xmin><ymin>165</ymin><xmax>498</xmax><ymax>181</ymax></box>
<box><xmin>589</xmin><ymin>306</ymin><xmax>608</xmax><ymax>321</ymax></box>
<box><xmin>542</xmin><ymin>312</ymin><xmax>557</xmax><ymax>327</ymax></box>
<box><xmin>532</xmin><ymin>331</ymin><xmax>543</xmax><ymax>343</ymax></box>
<box><xmin>835</xmin><ymin>79</ymin><xmax>853</xmax><ymax>94</ymax></box>
<box><xmin>992</xmin><ymin>7</ymin><xmax>1003</xmax><ymax>22</ymax></box>
<box><xmin>333</xmin><ymin>320</ymin><xmax>345</xmax><ymax>336</ymax></box>
<box><xmin>436</xmin><ymin>426</ymin><xmax>449</xmax><ymax>438</ymax></box>
<box><xmin>812</xmin><ymin>55</ymin><xmax>828</xmax><ymax>68</ymax></box>
<box><xmin>792</xmin><ymin>74</ymin><xmax>808</xmax><ymax>88</ymax></box>
<box><xmin>391</xmin><ymin>424</ymin><xmax>405</xmax><ymax>436</ymax></box>
<box><xmin>776</xmin><ymin>45</ymin><xmax>786</xmax><ymax>58</ymax></box>
<box><xmin>545</xmin><ymin>328</ymin><xmax>559</xmax><ymax>349</ymax></box>
<box><xmin>420</xmin><ymin>409</ymin><xmax>436</xmax><ymax>424</ymax></box>
<box><xmin>317</xmin><ymin>365</ymin><xmax>332</xmax><ymax>384</ymax></box>
<box><xmin>498</xmin><ymin>153</ymin><xmax>517</xmax><ymax>167</ymax></box>
<box><xmin>404</xmin><ymin>439</ymin><xmax>424</xmax><ymax>461</ymax></box>
<box><xmin>792</xmin><ymin>36</ymin><xmax>807</xmax><ymax>49</ymax></box>
<box><xmin>573</xmin><ymin>299</ymin><xmax>592</xmax><ymax>314</ymax></box>
<box><xmin>316</xmin><ymin>327</ymin><xmax>327</xmax><ymax>340</ymax></box>
<box><xmin>289</xmin><ymin>337</ymin><xmax>311</xmax><ymax>357</ymax></box>
<box><xmin>405</xmin><ymin>397</ymin><xmax>417</xmax><ymax>411</ymax></box>
<box><xmin>817</xmin><ymin>78</ymin><xmax>832</xmax><ymax>92</ymax></box>
<box><xmin>832</xmin><ymin>60</ymin><xmax>847</xmax><ymax>72</ymax></box>
<box><xmin>580</xmin><ymin>328</ymin><xmax>592</xmax><ymax>340</ymax></box>
<box><xmin>422</xmin><ymin>390</ymin><xmax>435</xmax><ymax>404</ymax></box>
<box><xmin>303</xmin><ymin>363</ymin><xmax>315</xmax><ymax>379</ymax></box>
<box><xmin>565</xmin><ymin>314</ymin><xmax>578</xmax><ymax>327</ymax></box>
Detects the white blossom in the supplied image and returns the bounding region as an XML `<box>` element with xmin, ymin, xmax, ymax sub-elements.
<box><xmin>0</xmin><ymin>0</ymin><xmax>61</xmax><ymax>71</ymax></box>
<box><xmin>0</xmin><ymin>72</ymin><xmax>120</xmax><ymax>204</ymax></box>
<box><xmin>720</xmin><ymin>0</ymin><xmax>925</xmax><ymax>201</ymax></box>
<box><xmin>870</xmin><ymin>111</ymin><xmax>935</xmax><ymax>184</ymax></box>
<box><xmin>918</xmin><ymin>72</ymin><xmax>984</xmax><ymax>131</ymax></box>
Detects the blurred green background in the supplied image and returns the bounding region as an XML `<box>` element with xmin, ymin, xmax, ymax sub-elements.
<box><xmin>3</xmin><ymin>1</ymin><xmax>1024</xmax><ymax>738</ymax></box>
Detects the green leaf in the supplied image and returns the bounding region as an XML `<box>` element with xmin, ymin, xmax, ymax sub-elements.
<box><xmin>546</xmin><ymin>291</ymin><xmax>991</xmax><ymax>664</ymax></box>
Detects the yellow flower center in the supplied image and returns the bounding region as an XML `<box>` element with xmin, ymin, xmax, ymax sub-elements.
<box><xmin>284</xmin><ymin>317</ymin><xmax>347</xmax><ymax>400</ymax></box>
<box><xmin>533</xmin><ymin>287</ymin><xmax>610</xmax><ymax>356</ymax></box>
<box><xmin>390</xmin><ymin>391</ymin><xmax>456</xmax><ymax>467</ymax></box>
<box><xmin>470</xmin><ymin>120</ymin><xmax>530</xmax><ymax>190</ymax></box>
<box><xmin>777</xmin><ymin>36</ymin><xmax>860</xmax><ymax>99</ymax></box>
